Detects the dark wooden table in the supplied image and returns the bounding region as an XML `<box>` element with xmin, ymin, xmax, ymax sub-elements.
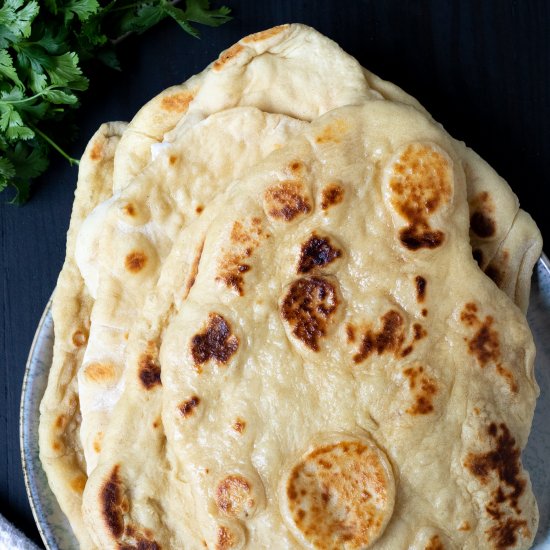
<box><xmin>1</xmin><ymin>1</ymin><xmax>549</xmax><ymax>547</ymax></box>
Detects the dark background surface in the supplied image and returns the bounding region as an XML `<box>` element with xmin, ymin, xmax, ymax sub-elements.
<box><xmin>1</xmin><ymin>1</ymin><xmax>549</xmax><ymax>547</ymax></box>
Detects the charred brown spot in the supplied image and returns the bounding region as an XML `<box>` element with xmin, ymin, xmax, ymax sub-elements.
<box><xmin>233</xmin><ymin>418</ymin><xmax>246</xmax><ymax>433</ymax></box>
<box><xmin>425</xmin><ymin>535</ymin><xmax>445</xmax><ymax>550</ymax></box>
<box><xmin>152</xmin><ymin>418</ymin><xmax>160</xmax><ymax>429</ymax></box>
<box><xmin>290</xmin><ymin>161</ymin><xmax>303</xmax><ymax>173</ymax></box>
<box><xmin>389</xmin><ymin>143</ymin><xmax>451</xmax><ymax>251</ymax></box>
<box><xmin>213</xmin><ymin>43</ymin><xmax>244</xmax><ymax>70</ymax></box>
<box><xmin>413</xmin><ymin>323</ymin><xmax>427</xmax><ymax>340</ymax></box>
<box><xmin>353</xmin><ymin>311</ymin><xmax>405</xmax><ymax>363</ymax></box>
<box><xmin>216</xmin><ymin>525</ymin><xmax>237</xmax><ymax>550</ymax></box>
<box><xmin>70</xmin><ymin>475</ymin><xmax>87</xmax><ymax>494</ymax></box>
<box><xmin>138</xmin><ymin>351</ymin><xmax>161</xmax><ymax>389</ymax></box>
<box><xmin>422</xmin><ymin>308</ymin><xmax>428</xmax><ymax>317</ymax></box>
<box><xmin>72</xmin><ymin>329</ymin><xmax>88</xmax><ymax>347</ymax></box>
<box><xmin>399</xmin><ymin>227</ymin><xmax>444</xmax><ymax>250</ymax></box>
<box><xmin>191</xmin><ymin>313</ymin><xmax>239</xmax><ymax>369</ymax></box>
<box><xmin>265</xmin><ymin>181</ymin><xmax>311</xmax><ymax>222</ymax></box>
<box><xmin>241</xmin><ymin>24</ymin><xmax>287</xmax><ymax>43</ymax></box>
<box><xmin>55</xmin><ymin>415</ymin><xmax>66</xmax><ymax>429</ymax></box>
<box><xmin>461</xmin><ymin>305</ymin><xmax>516</xmax><ymax>390</ymax></box>
<box><xmin>195</xmin><ymin>205</ymin><xmax>204</xmax><ymax>214</ymax></box>
<box><xmin>415</xmin><ymin>276</ymin><xmax>427</xmax><ymax>302</ymax></box>
<box><xmin>471</xmin><ymin>211</ymin><xmax>496</xmax><ymax>238</ymax></box>
<box><xmin>90</xmin><ymin>141</ymin><xmax>103</xmax><ymax>160</ymax></box>
<box><xmin>217</xmin><ymin>220</ymin><xmax>263</xmax><ymax>295</ymax></box>
<box><xmin>460</xmin><ymin>302</ymin><xmax>478</xmax><ymax>326</ymax></box>
<box><xmin>281</xmin><ymin>277</ymin><xmax>339</xmax><ymax>351</ymax></box>
<box><xmin>179</xmin><ymin>396</ymin><xmax>200</xmax><ymax>417</ymax></box>
<box><xmin>315</xmin><ymin>119</ymin><xmax>348</xmax><ymax>144</ymax></box>
<box><xmin>125</xmin><ymin>251</ymin><xmax>147</xmax><ymax>273</ymax></box>
<box><xmin>93</xmin><ymin>432</ymin><xmax>103</xmax><ymax>454</ymax></box>
<box><xmin>169</xmin><ymin>155</ymin><xmax>178</xmax><ymax>165</ymax></box>
<box><xmin>486</xmin><ymin>517</ymin><xmax>529</xmax><ymax>549</ymax></box>
<box><xmin>346</xmin><ymin>324</ymin><xmax>356</xmax><ymax>343</ymax></box>
<box><xmin>465</xmin><ymin>422</ymin><xmax>527</xmax><ymax>532</ymax></box>
<box><xmin>84</xmin><ymin>362</ymin><xmax>117</xmax><ymax>383</ymax></box>
<box><xmin>298</xmin><ymin>234</ymin><xmax>342</xmax><ymax>273</ymax></box>
<box><xmin>469</xmin><ymin>317</ymin><xmax>500</xmax><ymax>367</ymax></box>
<box><xmin>216</xmin><ymin>475</ymin><xmax>254</xmax><ymax>518</ymax></box>
<box><xmin>496</xmin><ymin>364</ymin><xmax>519</xmax><ymax>393</ymax></box>
<box><xmin>122</xmin><ymin>203</ymin><xmax>136</xmax><ymax>217</ymax></box>
<box><xmin>52</xmin><ymin>440</ymin><xmax>62</xmax><ymax>452</ymax></box>
<box><xmin>473</xmin><ymin>248</ymin><xmax>484</xmax><ymax>266</ymax></box>
<box><xmin>403</xmin><ymin>365</ymin><xmax>437</xmax><ymax>415</ymax></box>
<box><xmin>160</xmin><ymin>90</ymin><xmax>194</xmax><ymax>112</ymax></box>
<box><xmin>101</xmin><ymin>465</ymin><xmax>125</xmax><ymax>539</ymax></box>
<box><xmin>458</xmin><ymin>521</ymin><xmax>471</xmax><ymax>531</ymax></box>
<box><xmin>320</xmin><ymin>183</ymin><xmax>344</xmax><ymax>210</ymax></box>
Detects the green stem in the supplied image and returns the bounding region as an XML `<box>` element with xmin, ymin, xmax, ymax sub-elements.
<box><xmin>0</xmin><ymin>85</ymin><xmax>58</xmax><ymax>106</ymax></box>
<box><xmin>31</xmin><ymin>125</ymin><xmax>79</xmax><ymax>166</ymax></box>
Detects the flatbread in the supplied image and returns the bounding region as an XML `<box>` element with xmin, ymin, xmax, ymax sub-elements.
<box><xmin>83</xmin><ymin>102</ymin><xmax>539</xmax><ymax>549</ymax></box>
<box><xmin>112</xmin><ymin>71</ymin><xmax>206</xmax><ymax>193</ymax></box>
<box><xmin>75</xmin><ymin>22</ymin><xmax>382</xmax><ymax>476</ymax></box>
<box><xmin>163</xmin><ymin>102</ymin><xmax>538</xmax><ymax>549</ymax></box>
<box><xmin>75</xmin><ymin>108</ymin><xmax>307</xmax><ymax>473</ymax></box>
<box><xmin>39</xmin><ymin>121</ymin><xmax>127</xmax><ymax>550</ymax></box>
<box><xmin>39</xmin><ymin>23</ymin><xmax>541</xmax><ymax>549</ymax></box>
<box><xmin>360</xmin><ymin>69</ymin><xmax>542</xmax><ymax>312</ymax></box>
<box><xmin>124</xmin><ymin>31</ymin><xmax>540</xmax><ymax>313</ymax></box>
<box><xmin>156</xmin><ymin>101</ymin><xmax>538</xmax><ymax>548</ymax></box>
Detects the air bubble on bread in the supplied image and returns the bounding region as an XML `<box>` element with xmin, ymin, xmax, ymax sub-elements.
<box><xmin>263</xmin><ymin>180</ymin><xmax>312</xmax><ymax>223</ymax></box>
<box><xmin>383</xmin><ymin>142</ymin><xmax>454</xmax><ymax>251</ymax></box>
<box><xmin>280</xmin><ymin>435</ymin><xmax>395</xmax><ymax>549</ymax></box>
<box><xmin>215</xmin><ymin>472</ymin><xmax>264</xmax><ymax>520</ymax></box>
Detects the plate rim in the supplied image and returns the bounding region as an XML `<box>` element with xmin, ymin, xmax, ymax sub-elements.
<box><xmin>18</xmin><ymin>253</ymin><xmax>550</xmax><ymax>550</ymax></box>
<box><xmin>19</xmin><ymin>292</ymin><xmax>55</xmax><ymax>550</ymax></box>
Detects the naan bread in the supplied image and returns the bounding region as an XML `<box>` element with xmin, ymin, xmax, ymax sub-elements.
<box><xmin>360</xmin><ymin>68</ymin><xmax>541</xmax><ymax>313</ymax></box>
<box><xmin>75</xmin><ymin>108</ymin><xmax>307</xmax><ymax>473</ymax></box>
<box><xmin>158</xmin><ymin>101</ymin><xmax>539</xmax><ymax>549</ymax></box>
<box><xmin>39</xmin><ymin>121</ymin><xmax>127</xmax><ymax>550</ymax></box>
<box><xmin>75</xmin><ymin>22</ymin><xmax>384</xmax><ymax>476</ymax></box>
<box><xmin>112</xmin><ymin>71</ymin><xmax>206</xmax><ymax>193</ymax></box>
<box><xmin>78</xmin><ymin>25</ymin><xmax>541</xmax><ymax>550</ymax></box>
<box><xmin>124</xmin><ymin>25</ymin><xmax>540</xmax><ymax>313</ymax></box>
<box><xmin>82</xmin><ymin>102</ymin><xmax>540</xmax><ymax>549</ymax></box>
<box><xmin>37</xmin><ymin>25</ymin><xmax>541</xmax><ymax>548</ymax></box>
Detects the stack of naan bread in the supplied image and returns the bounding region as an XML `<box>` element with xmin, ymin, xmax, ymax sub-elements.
<box><xmin>39</xmin><ymin>24</ymin><xmax>543</xmax><ymax>550</ymax></box>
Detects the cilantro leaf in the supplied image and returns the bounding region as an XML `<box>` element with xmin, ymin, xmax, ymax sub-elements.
<box><xmin>0</xmin><ymin>0</ymin><xmax>39</xmax><ymax>40</ymax></box>
<box><xmin>0</xmin><ymin>48</ymin><xmax>23</xmax><ymax>87</ymax></box>
<box><xmin>62</xmin><ymin>0</ymin><xmax>100</xmax><ymax>24</ymax></box>
<box><xmin>118</xmin><ymin>3</ymin><xmax>166</xmax><ymax>35</ymax></box>
<box><xmin>43</xmin><ymin>52</ymin><xmax>88</xmax><ymax>90</ymax></box>
<box><xmin>181</xmin><ymin>0</ymin><xmax>232</xmax><ymax>27</ymax></box>
<box><xmin>7</xmin><ymin>140</ymin><xmax>49</xmax><ymax>179</ymax></box>
<box><xmin>0</xmin><ymin>155</ymin><xmax>16</xmax><ymax>191</ymax></box>
<box><xmin>0</xmin><ymin>103</ymin><xmax>35</xmax><ymax>140</ymax></box>
<box><xmin>0</xmin><ymin>0</ymin><xmax>232</xmax><ymax>204</ymax></box>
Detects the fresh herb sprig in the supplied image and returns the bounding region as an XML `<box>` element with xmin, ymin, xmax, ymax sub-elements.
<box><xmin>0</xmin><ymin>0</ymin><xmax>231</xmax><ymax>204</ymax></box>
